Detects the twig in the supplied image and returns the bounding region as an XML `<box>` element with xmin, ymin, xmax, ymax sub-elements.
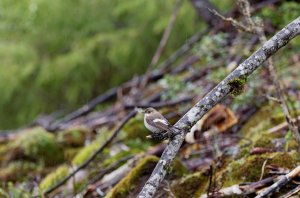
<box><xmin>260</xmin><ymin>159</ymin><xmax>269</xmax><ymax>181</ymax></box>
<box><xmin>147</xmin><ymin>0</ymin><xmax>182</xmax><ymax>71</ymax></box>
<box><xmin>279</xmin><ymin>184</ymin><xmax>300</xmax><ymax>198</ymax></box>
<box><xmin>268</xmin><ymin>116</ymin><xmax>300</xmax><ymax>133</ymax></box>
<box><xmin>81</xmin><ymin>155</ymin><xmax>134</xmax><ymax>197</ymax></box>
<box><xmin>157</xmin><ymin>29</ymin><xmax>208</xmax><ymax>70</ymax></box>
<box><xmin>150</xmin><ymin>0</ymin><xmax>182</xmax><ymax>67</ymax></box>
<box><xmin>88</xmin><ymin>155</ymin><xmax>133</xmax><ymax>185</ymax></box>
<box><xmin>138</xmin><ymin>17</ymin><xmax>300</xmax><ymax>198</ymax></box>
<box><xmin>49</xmin><ymin>87</ymin><xmax>118</xmax><ymax>131</ymax></box>
<box><xmin>251</xmin><ymin>0</ymin><xmax>281</xmax><ymax>12</ymax></box>
<box><xmin>264</xmin><ymin>94</ymin><xmax>281</xmax><ymax>103</ymax></box>
<box><xmin>255</xmin><ymin>165</ymin><xmax>300</xmax><ymax>198</ymax></box>
<box><xmin>201</xmin><ymin>185</ymin><xmax>243</xmax><ymax>198</ymax></box>
<box><xmin>43</xmin><ymin>110</ymin><xmax>137</xmax><ymax>195</ymax></box>
<box><xmin>207</xmin><ymin>165</ymin><xmax>214</xmax><ymax>197</ymax></box>
<box><xmin>189</xmin><ymin>0</ymin><xmax>220</xmax><ymax>27</ymax></box>
<box><xmin>209</xmin><ymin>8</ymin><xmax>251</xmax><ymax>33</ymax></box>
<box><xmin>124</xmin><ymin>96</ymin><xmax>192</xmax><ymax>109</ymax></box>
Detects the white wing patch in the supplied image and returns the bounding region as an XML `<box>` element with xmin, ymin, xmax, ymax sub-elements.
<box><xmin>153</xmin><ymin>118</ymin><xmax>168</xmax><ymax>125</ymax></box>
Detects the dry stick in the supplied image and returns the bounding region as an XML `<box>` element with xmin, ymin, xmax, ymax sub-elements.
<box><xmin>200</xmin><ymin>176</ymin><xmax>276</xmax><ymax>198</ymax></box>
<box><xmin>279</xmin><ymin>184</ymin><xmax>300</xmax><ymax>198</ymax></box>
<box><xmin>157</xmin><ymin>29</ymin><xmax>208</xmax><ymax>70</ymax></box>
<box><xmin>49</xmin><ymin>87</ymin><xmax>118</xmax><ymax>130</ymax></box>
<box><xmin>138</xmin><ymin>17</ymin><xmax>300</xmax><ymax>198</ymax></box>
<box><xmin>124</xmin><ymin>96</ymin><xmax>192</xmax><ymax>109</ymax></box>
<box><xmin>43</xmin><ymin>110</ymin><xmax>137</xmax><ymax>196</ymax></box>
<box><xmin>268</xmin><ymin>116</ymin><xmax>300</xmax><ymax>133</ymax></box>
<box><xmin>255</xmin><ymin>165</ymin><xmax>300</xmax><ymax>198</ymax></box>
<box><xmin>140</xmin><ymin>0</ymin><xmax>182</xmax><ymax>89</ymax></box>
<box><xmin>189</xmin><ymin>0</ymin><xmax>220</xmax><ymax>27</ymax></box>
<box><xmin>259</xmin><ymin>159</ymin><xmax>269</xmax><ymax>181</ymax></box>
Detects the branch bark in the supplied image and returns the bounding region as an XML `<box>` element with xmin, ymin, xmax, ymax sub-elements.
<box><xmin>138</xmin><ymin>17</ymin><xmax>300</xmax><ymax>198</ymax></box>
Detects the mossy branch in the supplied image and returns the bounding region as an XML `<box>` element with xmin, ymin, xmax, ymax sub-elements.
<box><xmin>138</xmin><ymin>17</ymin><xmax>300</xmax><ymax>198</ymax></box>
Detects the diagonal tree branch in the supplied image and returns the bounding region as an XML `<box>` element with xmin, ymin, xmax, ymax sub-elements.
<box><xmin>138</xmin><ymin>17</ymin><xmax>300</xmax><ymax>198</ymax></box>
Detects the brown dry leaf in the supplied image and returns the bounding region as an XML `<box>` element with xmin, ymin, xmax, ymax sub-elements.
<box><xmin>185</xmin><ymin>104</ymin><xmax>238</xmax><ymax>143</ymax></box>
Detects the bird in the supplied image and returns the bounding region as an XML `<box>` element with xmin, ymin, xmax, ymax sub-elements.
<box><xmin>143</xmin><ymin>107</ymin><xmax>179</xmax><ymax>140</ymax></box>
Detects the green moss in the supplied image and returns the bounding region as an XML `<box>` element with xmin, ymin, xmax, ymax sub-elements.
<box><xmin>0</xmin><ymin>161</ymin><xmax>41</xmax><ymax>182</ymax></box>
<box><xmin>271</xmin><ymin>109</ymin><xmax>300</xmax><ymax>125</ymax></box>
<box><xmin>9</xmin><ymin>127</ymin><xmax>64</xmax><ymax>166</ymax></box>
<box><xmin>224</xmin><ymin>152</ymin><xmax>300</xmax><ymax>185</ymax></box>
<box><xmin>270</xmin><ymin>152</ymin><xmax>299</xmax><ymax>169</ymax></box>
<box><xmin>57</xmin><ymin>128</ymin><xmax>87</xmax><ymax>147</ymax></box>
<box><xmin>64</xmin><ymin>147</ymin><xmax>82</xmax><ymax>162</ymax></box>
<box><xmin>71</xmin><ymin>130</ymin><xmax>111</xmax><ymax>166</ymax></box>
<box><xmin>170</xmin><ymin>158</ymin><xmax>189</xmax><ymax>178</ymax></box>
<box><xmin>0</xmin><ymin>144</ymin><xmax>9</xmax><ymax>164</ymax></box>
<box><xmin>125</xmin><ymin>139</ymin><xmax>151</xmax><ymax>153</ymax></box>
<box><xmin>228</xmin><ymin>77</ymin><xmax>247</xmax><ymax>97</ymax></box>
<box><xmin>252</xmin><ymin>131</ymin><xmax>277</xmax><ymax>148</ymax></box>
<box><xmin>259</xmin><ymin>2</ymin><xmax>300</xmax><ymax>28</ymax></box>
<box><xmin>39</xmin><ymin>165</ymin><xmax>69</xmax><ymax>193</ymax></box>
<box><xmin>286</xmin><ymin>139</ymin><xmax>300</xmax><ymax>151</ymax></box>
<box><xmin>122</xmin><ymin>114</ymin><xmax>149</xmax><ymax>141</ymax></box>
<box><xmin>171</xmin><ymin>172</ymin><xmax>207</xmax><ymax>198</ymax></box>
<box><xmin>241</xmin><ymin>105</ymin><xmax>275</xmax><ymax>137</ymax></box>
<box><xmin>0</xmin><ymin>188</ymin><xmax>9</xmax><ymax>198</ymax></box>
<box><xmin>239</xmin><ymin>147</ymin><xmax>250</xmax><ymax>158</ymax></box>
<box><xmin>106</xmin><ymin>155</ymin><xmax>159</xmax><ymax>198</ymax></box>
<box><xmin>101</xmin><ymin>150</ymin><xmax>131</xmax><ymax>168</ymax></box>
<box><xmin>6</xmin><ymin>182</ymin><xmax>33</xmax><ymax>198</ymax></box>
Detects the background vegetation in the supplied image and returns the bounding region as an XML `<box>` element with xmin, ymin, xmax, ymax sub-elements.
<box><xmin>0</xmin><ymin>0</ymin><xmax>203</xmax><ymax>129</ymax></box>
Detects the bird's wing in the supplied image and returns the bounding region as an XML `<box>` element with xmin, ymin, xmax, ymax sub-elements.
<box><xmin>153</xmin><ymin>118</ymin><xmax>171</xmax><ymax>131</ymax></box>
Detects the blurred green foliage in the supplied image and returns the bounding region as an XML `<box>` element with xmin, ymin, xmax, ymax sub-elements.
<box><xmin>160</xmin><ymin>74</ymin><xmax>202</xmax><ymax>100</ymax></box>
<box><xmin>0</xmin><ymin>0</ymin><xmax>202</xmax><ymax>128</ymax></box>
<box><xmin>260</xmin><ymin>2</ymin><xmax>300</xmax><ymax>28</ymax></box>
<box><xmin>193</xmin><ymin>33</ymin><xmax>228</xmax><ymax>63</ymax></box>
<box><xmin>11</xmin><ymin>127</ymin><xmax>64</xmax><ymax>166</ymax></box>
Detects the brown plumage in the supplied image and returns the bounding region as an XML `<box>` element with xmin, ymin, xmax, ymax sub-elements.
<box><xmin>143</xmin><ymin>107</ymin><xmax>177</xmax><ymax>140</ymax></box>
